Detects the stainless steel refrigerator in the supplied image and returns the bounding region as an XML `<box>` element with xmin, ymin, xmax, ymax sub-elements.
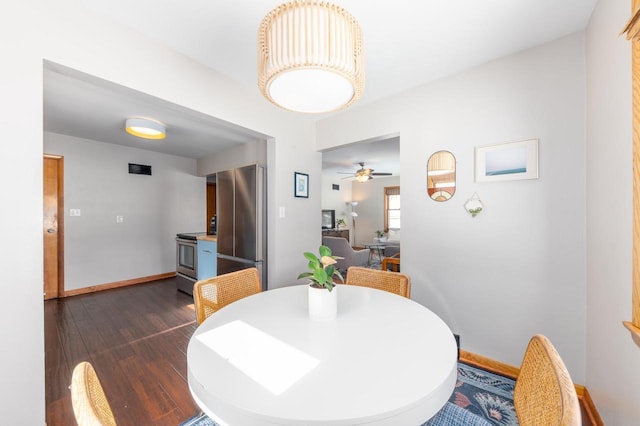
<box><xmin>216</xmin><ymin>164</ymin><xmax>267</xmax><ymax>290</ymax></box>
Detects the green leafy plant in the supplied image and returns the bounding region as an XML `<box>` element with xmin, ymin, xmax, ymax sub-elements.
<box><xmin>468</xmin><ymin>207</ymin><xmax>483</xmax><ymax>217</ymax></box>
<box><xmin>374</xmin><ymin>230</ymin><xmax>385</xmax><ymax>238</ymax></box>
<box><xmin>335</xmin><ymin>218</ymin><xmax>347</xmax><ymax>228</ymax></box>
<box><xmin>297</xmin><ymin>245</ymin><xmax>344</xmax><ymax>292</ymax></box>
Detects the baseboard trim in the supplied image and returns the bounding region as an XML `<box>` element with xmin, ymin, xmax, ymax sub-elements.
<box><xmin>459</xmin><ymin>349</ymin><xmax>603</xmax><ymax>426</ymax></box>
<box><xmin>581</xmin><ymin>387</ymin><xmax>605</xmax><ymax>426</ymax></box>
<box><xmin>62</xmin><ymin>272</ymin><xmax>176</xmax><ymax>297</ymax></box>
<box><xmin>459</xmin><ymin>349</ymin><xmax>519</xmax><ymax>379</ymax></box>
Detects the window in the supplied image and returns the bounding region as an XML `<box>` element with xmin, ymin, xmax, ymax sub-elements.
<box><xmin>622</xmin><ymin>1</ymin><xmax>640</xmax><ymax>342</ymax></box>
<box><xmin>384</xmin><ymin>186</ymin><xmax>400</xmax><ymax>231</ymax></box>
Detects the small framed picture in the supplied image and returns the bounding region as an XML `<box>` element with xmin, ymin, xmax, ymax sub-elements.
<box><xmin>475</xmin><ymin>138</ymin><xmax>539</xmax><ymax>183</ymax></box>
<box><xmin>294</xmin><ymin>172</ymin><xmax>309</xmax><ymax>198</ymax></box>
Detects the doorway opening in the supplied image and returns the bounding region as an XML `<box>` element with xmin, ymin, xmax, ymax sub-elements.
<box><xmin>320</xmin><ymin>135</ymin><xmax>400</xmax><ymax>253</ymax></box>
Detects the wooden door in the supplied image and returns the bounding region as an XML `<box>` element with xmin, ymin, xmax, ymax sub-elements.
<box><xmin>43</xmin><ymin>155</ymin><xmax>64</xmax><ymax>299</ymax></box>
<box><xmin>207</xmin><ymin>182</ymin><xmax>216</xmax><ymax>232</ymax></box>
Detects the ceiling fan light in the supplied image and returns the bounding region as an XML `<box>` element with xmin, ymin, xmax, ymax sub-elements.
<box><xmin>125</xmin><ymin>118</ymin><xmax>166</xmax><ymax>140</ymax></box>
<box><xmin>258</xmin><ymin>0</ymin><xmax>365</xmax><ymax>113</ymax></box>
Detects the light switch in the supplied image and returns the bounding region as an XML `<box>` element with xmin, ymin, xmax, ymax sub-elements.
<box><xmin>279</xmin><ymin>206</ymin><xmax>285</xmax><ymax>218</ymax></box>
<box><xmin>116</xmin><ymin>215</ymin><xmax>124</xmax><ymax>223</ymax></box>
<box><xmin>70</xmin><ymin>209</ymin><xmax>81</xmax><ymax>217</ymax></box>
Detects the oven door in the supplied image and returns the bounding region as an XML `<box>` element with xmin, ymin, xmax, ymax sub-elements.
<box><xmin>176</xmin><ymin>238</ymin><xmax>197</xmax><ymax>279</ymax></box>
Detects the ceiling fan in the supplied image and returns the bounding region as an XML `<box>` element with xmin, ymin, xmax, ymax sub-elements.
<box><xmin>339</xmin><ymin>162</ymin><xmax>392</xmax><ymax>182</ymax></box>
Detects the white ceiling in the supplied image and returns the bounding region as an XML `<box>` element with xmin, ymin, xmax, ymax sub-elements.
<box><xmin>43</xmin><ymin>63</ymin><xmax>268</xmax><ymax>160</ymax></box>
<box><xmin>44</xmin><ymin>0</ymin><xmax>597</xmax><ymax>169</ymax></box>
<box><xmin>322</xmin><ymin>136</ymin><xmax>401</xmax><ymax>180</ymax></box>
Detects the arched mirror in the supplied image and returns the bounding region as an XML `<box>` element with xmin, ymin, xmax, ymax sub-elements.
<box><xmin>427</xmin><ymin>150</ymin><xmax>456</xmax><ymax>202</ymax></box>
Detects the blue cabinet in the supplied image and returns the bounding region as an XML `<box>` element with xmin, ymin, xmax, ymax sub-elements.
<box><xmin>197</xmin><ymin>239</ymin><xmax>217</xmax><ymax>280</ymax></box>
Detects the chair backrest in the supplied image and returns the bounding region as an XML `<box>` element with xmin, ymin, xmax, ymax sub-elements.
<box><xmin>322</xmin><ymin>236</ymin><xmax>353</xmax><ymax>253</ymax></box>
<box><xmin>345</xmin><ymin>266</ymin><xmax>411</xmax><ymax>298</ymax></box>
<box><xmin>381</xmin><ymin>256</ymin><xmax>400</xmax><ymax>272</ymax></box>
<box><xmin>193</xmin><ymin>267</ymin><xmax>262</xmax><ymax>325</ymax></box>
<box><xmin>71</xmin><ymin>361</ymin><xmax>117</xmax><ymax>426</ymax></box>
<box><xmin>514</xmin><ymin>334</ymin><xmax>581</xmax><ymax>426</ymax></box>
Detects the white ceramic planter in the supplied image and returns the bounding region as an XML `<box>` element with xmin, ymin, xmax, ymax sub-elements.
<box><xmin>308</xmin><ymin>284</ymin><xmax>338</xmax><ymax>321</ymax></box>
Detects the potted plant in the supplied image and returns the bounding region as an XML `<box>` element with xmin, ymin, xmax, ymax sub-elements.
<box><xmin>298</xmin><ymin>245</ymin><xmax>343</xmax><ymax>320</ymax></box>
<box><xmin>374</xmin><ymin>230</ymin><xmax>387</xmax><ymax>243</ymax></box>
<box><xmin>298</xmin><ymin>245</ymin><xmax>343</xmax><ymax>291</ymax></box>
<box><xmin>335</xmin><ymin>218</ymin><xmax>347</xmax><ymax>229</ymax></box>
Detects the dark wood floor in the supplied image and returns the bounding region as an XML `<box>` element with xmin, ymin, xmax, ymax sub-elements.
<box><xmin>45</xmin><ymin>277</ymin><xmax>199</xmax><ymax>425</ymax></box>
<box><xmin>46</xmin><ymin>278</ymin><xmax>598</xmax><ymax>426</ymax></box>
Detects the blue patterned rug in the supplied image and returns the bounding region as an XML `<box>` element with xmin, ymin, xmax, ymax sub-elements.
<box><xmin>450</xmin><ymin>362</ymin><xmax>517</xmax><ymax>425</ymax></box>
<box><xmin>179</xmin><ymin>412</ymin><xmax>217</xmax><ymax>426</ymax></box>
<box><xmin>179</xmin><ymin>361</ymin><xmax>517</xmax><ymax>426</ymax></box>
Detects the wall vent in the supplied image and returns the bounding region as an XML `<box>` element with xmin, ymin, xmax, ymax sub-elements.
<box><xmin>128</xmin><ymin>163</ymin><xmax>152</xmax><ymax>175</ymax></box>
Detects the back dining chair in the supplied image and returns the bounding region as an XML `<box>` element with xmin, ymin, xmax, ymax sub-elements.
<box><xmin>426</xmin><ymin>334</ymin><xmax>580</xmax><ymax>426</ymax></box>
<box><xmin>514</xmin><ymin>334</ymin><xmax>581</xmax><ymax>425</ymax></box>
<box><xmin>345</xmin><ymin>266</ymin><xmax>411</xmax><ymax>298</ymax></box>
<box><xmin>71</xmin><ymin>361</ymin><xmax>117</xmax><ymax>426</ymax></box>
<box><xmin>193</xmin><ymin>267</ymin><xmax>262</xmax><ymax>325</ymax></box>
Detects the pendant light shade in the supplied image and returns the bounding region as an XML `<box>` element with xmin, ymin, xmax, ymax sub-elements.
<box><xmin>125</xmin><ymin>118</ymin><xmax>166</xmax><ymax>140</ymax></box>
<box><xmin>427</xmin><ymin>151</ymin><xmax>455</xmax><ymax>175</ymax></box>
<box><xmin>258</xmin><ymin>0</ymin><xmax>365</xmax><ymax>113</ymax></box>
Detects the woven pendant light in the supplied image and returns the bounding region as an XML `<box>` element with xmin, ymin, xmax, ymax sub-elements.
<box><xmin>258</xmin><ymin>0</ymin><xmax>365</xmax><ymax>113</ymax></box>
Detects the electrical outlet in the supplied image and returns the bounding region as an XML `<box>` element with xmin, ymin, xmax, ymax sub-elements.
<box><xmin>116</xmin><ymin>215</ymin><xmax>124</xmax><ymax>223</ymax></box>
<box><xmin>70</xmin><ymin>209</ymin><xmax>81</xmax><ymax>217</ymax></box>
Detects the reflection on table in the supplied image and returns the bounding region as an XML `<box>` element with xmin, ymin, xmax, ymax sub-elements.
<box><xmin>188</xmin><ymin>284</ymin><xmax>457</xmax><ymax>426</ymax></box>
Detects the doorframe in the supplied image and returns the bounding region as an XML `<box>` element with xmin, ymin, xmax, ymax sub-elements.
<box><xmin>44</xmin><ymin>154</ymin><xmax>65</xmax><ymax>298</ymax></box>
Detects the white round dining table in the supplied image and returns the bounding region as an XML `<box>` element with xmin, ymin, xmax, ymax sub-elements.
<box><xmin>187</xmin><ymin>284</ymin><xmax>457</xmax><ymax>426</ymax></box>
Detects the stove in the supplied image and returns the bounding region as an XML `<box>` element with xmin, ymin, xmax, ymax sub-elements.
<box><xmin>175</xmin><ymin>232</ymin><xmax>206</xmax><ymax>295</ymax></box>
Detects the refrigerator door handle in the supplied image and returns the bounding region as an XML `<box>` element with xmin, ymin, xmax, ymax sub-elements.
<box><xmin>217</xmin><ymin>253</ymin><xmax>258</xmax><ymax>265</ymax></box>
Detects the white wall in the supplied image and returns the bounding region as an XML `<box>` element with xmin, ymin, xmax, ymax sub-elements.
<box><xmin>317</xmin><ymin>33</ymin><xmax>587</xmax><ymax>383</ymax></box>
<box><xmin>586</xmin><ymin>0</ymin><xmax>640</xmax><ymax>424</ymax></box>
<box><xmin>44</xmin><ymin>132</ymin><xmax>204</xmax><ymax>291</ymax></box>
<box><xmin>5</xmin><ymin>1</ymin><xmax>319</xmax><ymax>423</ymax></box>
<box><xmin>0</xmin><ymin>3</ymin><xmax>45</xmax><ymax>422</ymax></box>
<box><xmin>352</xmin><ymin>176</ymin><xmax>400</xmax><ymax>246</ymax></box>
<box><xmin>321</xmin><ymin>175</ymin><xmax>353</xmax><ymax>222</ymax></box>
<box><xmin>321</xmin><ymin>174</ymin><xmax>353</xmax><ymax>236</ymax></box>
<box><xmin>197</xmin><ymin>139</ymin><xmax>268</xmax><ymax>176</ymax></box>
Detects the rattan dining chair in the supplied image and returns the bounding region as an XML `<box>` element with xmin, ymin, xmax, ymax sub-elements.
<box><xmin>71</xmin><ymin>361</ymin><xmax>117</xmax><ymax>426</ymax></box>
<box><xmin>193</xmin><ymin>267</ymin><xmax>262</xmax><ymax>325</ymax></box>
<box><xmin>514</xmin><ymin>334</ymin><xmax>581</xmax><ymax>426</ymax></box>
<box><xmin>345</xmin><ymin>266</ymin><xmax>411</xmax><ymax>298</ymax></box>
<box><xmin>427</xmin><ymin>334</ymin><xmax>580</xmax><ymax>426</ymax></box>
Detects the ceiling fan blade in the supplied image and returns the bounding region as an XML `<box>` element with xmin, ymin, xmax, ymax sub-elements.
<box><xmin>371</xmin><ymin>172</ymin><xmax>392</xmax><ymax>176</ymax></box>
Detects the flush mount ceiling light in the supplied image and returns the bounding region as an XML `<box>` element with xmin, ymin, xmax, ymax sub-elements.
<box><xmin>125</xmin><ymin>118</ymin><xmax>166</xmax><ymax>140</ymax></box>
<box><xmin>258</xmin><ymin>0</ymin><xmax>365</xmax><ymax>113</ymax></box>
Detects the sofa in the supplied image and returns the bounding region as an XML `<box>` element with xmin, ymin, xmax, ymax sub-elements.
<box><xmin>322</xmin><ymin>236</ymin><xmax>369</xmax><ymax>272</ymax></box>
<box><xmin>383</xmin><ymin>228</ymin><xmax>400</xmax><ymax>257</ymax></box>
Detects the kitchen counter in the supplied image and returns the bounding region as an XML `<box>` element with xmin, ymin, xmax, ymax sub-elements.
<box><xmin>197</xmin><ymin>235</ymin><xmax>217</xmax><ymax>243</ymax></box>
